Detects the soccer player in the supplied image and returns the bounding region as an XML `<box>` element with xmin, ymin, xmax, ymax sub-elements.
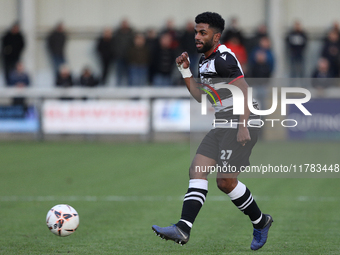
<box><xmin>152</xmin><ymin>12</ymin><xmax>273</xmax><ymax>251</ymax></box>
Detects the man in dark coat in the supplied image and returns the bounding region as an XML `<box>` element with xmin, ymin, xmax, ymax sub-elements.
<box><xmin>47</xmin><ymin>22</ymin><xmax>67</xmax><ymax>76</ymax></box>
<box><xmin>1</xmin><ymin>23</ymin><xmax>25</xmax><ymax>84</ymax></box>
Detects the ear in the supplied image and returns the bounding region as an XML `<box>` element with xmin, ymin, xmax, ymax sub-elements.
<box><xmin>214</xmin><ymin>33</ymin><xmax>221</xmax><ymax>43</ymax></box>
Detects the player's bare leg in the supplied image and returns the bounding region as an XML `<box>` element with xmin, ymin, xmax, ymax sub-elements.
<box><xmin>217</xmin><ymin>172</ymin><xmax>273</xmax><ymax>250</ymax></box>
<box><xmin>152</xmin><ymin>154</ymin><xmax>215</xmax><ymax>245</ymax></box>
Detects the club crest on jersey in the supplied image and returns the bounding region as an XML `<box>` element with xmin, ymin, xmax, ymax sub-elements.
<box><xmin>200</xmin><ymin>60</ymin><xmax>215</xmax><ymax>74</ymax></box>
<box><xmin>205</xmin><ymin>62</ymin><xmax>209</xmax><ymax>71</ymax></box>
<box><xmin>200</xmin><ymin>62</ymin><xmax>209</xmax><ymax>72</ymax></box>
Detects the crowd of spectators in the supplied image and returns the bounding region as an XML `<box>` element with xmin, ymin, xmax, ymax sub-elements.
<box><xmin>2</xmin><ymin>18</ymin><xmax>340</xmax><ymax>91</ymax></box>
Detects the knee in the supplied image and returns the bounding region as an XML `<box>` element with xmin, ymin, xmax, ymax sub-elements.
<box><xmin>216</xmin><ymin>178</ymin><xmax>238</xmax><ymax>194</ymax></box>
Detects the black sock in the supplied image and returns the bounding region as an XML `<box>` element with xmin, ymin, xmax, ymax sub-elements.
<box><xmin>228</xmin><ymin>181</ymin><xmax>266</xmax><ymax>229</ymax></box>
<box><xmin>175</xmin><ymin>180</ymin><xmax>208</xmax><ymax>234</ymax></box>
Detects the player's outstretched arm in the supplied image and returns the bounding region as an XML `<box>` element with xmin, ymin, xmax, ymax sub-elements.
<box><xmin>176</xmin><ymin>52</ymin><xmax>203</xmax><ymax>102</ymax></box>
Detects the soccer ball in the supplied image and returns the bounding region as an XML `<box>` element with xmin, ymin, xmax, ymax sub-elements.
<box><xmin>46</xmin><ymin>204</ymin><xmax>79</xmax><ymax>237</ymax></box>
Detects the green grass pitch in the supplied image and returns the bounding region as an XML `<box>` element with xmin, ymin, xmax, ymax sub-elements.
<box><xmin>0</xmin><ymin>140</ymin><xmax>339</xmax><ymax>254</ymax></box>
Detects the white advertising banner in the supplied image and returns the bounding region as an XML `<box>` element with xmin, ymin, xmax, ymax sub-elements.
<box><xmin>43</xmin><ymin>100</ymin><xmax>149</xmax><ymax>134</ymax></box>
<box><xmin>152</xmin><ymin>99</ymin><xmax>190</xmax><ymax>132</ymax></box>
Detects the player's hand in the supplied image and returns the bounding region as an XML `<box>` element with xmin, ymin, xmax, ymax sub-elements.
<box><xmin>176</xmin><ymin>52</ymin><xmax>190</xmax><ymax>69</ymax></box>
<box><xmin>237</xmin><ymin>126</ymin><xmax>251</xmax><ymax>146</ymax></box>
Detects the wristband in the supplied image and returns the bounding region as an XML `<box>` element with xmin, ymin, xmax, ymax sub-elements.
<box><xmin>177</xmin><ymin>57</ymin><xmax>192</xmax><ymax>78</ymax></box>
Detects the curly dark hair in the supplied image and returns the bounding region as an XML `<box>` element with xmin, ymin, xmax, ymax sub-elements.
<box><xmin>195</xmin><ymin>12</ymin><xmax>225</xmax><ymax>34</ymax></box>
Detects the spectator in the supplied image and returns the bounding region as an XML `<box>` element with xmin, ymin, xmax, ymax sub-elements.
<box><xmin>248</xmin><ymin>37</ymin><xmax>274</xmax><ymax>113</ymax></box>
<box><xmin>145</xmin><ymin>28</ymin><xmax>158</xmax><ymax>84</ymax></box>
<box><xmin>246</xmin><ymin>23</ymin><xmax>268</xmax><ymax>54</ymax></box>
<box><xmin>8</xmin><ymin>62</ymin><xmax>29</xmax><ymax>107</ymax></box>
<box><xmin>127</xmin><ymin>33</ymin><xmax>149</xmax><ymax>86</ymax></box>
<box><xmin>79</xmin><ymin>66</ymin><xmax>99</xmax><ymax>87</ymax></box>
<box><xmin>225</xmin><ymin>36</ymin><xmax>248</xmax><ymax>73</ymax></box>
<box><xmin>330</xmin><ymin>21</ymin><xmax>340</xmax><ymax>35</ymax></box>
<box><xmin>8</xmin><ymin>62</ymin><xmax>29</xmax><ymax>86</ymax></box>
<box><xmin>47</xmin><ymin>22</ymin><xmax>67</xmax><ymax>76</ymax></box>
<box><xmin>180</xmin><ymin>21</ymin><xmax>199</xmax><ymax>77</ymax></box>
<box><xmin>321</xmin><ymin>30</ymin><xmax>340</xmax><ymax>77</ymax></box>
<box><xmin>249</xmin><ymin>36</ymin><xmax>274</xmax><ymax>77</ymax></box>
<box><xmin>113</xmin><ymin>19</ymin><xmax>134</xmax><ymax>86</ymax></box>
<box><xmin>286</xmin><ymin>21</ymin><xmax>308</xmax><ymax>77</ymax></box>
<box><xmin>56</xmin><ymin>65</ymin><xmax>73</xmax><ymax>87</ymax></box>
<box><xmin>248</xmin><ymin>50</ymin><xmax>272</xmax><ymax>119</ymax></box>
<box><xmin>249</xmin><ymin>50</ymin><xmax>273</xmax><ymax>78</ymax></box>
<box><xmin>1</xmin><ymin>22</ymin><xmax>25</xmax><ymax>85</ymax></box>
<box><xmin>96</xmin><ymin>28</ymin><xmax>114</xmax><ymax>85</ymax></box>
<box><xmin>221</xmin><ymin>17</ymin><xmax>245</xmax><ymax>45</ymax></box>
<box><xmin>151</xmin><ymin>33</ymin><xmax>176</xmax><ymax>86</ymax></box>
<box><xmin>161</xmin><ymin>19</ymin><xmax>179</xmax><ymax>50</ymax></box>
<box><xmin>323</xmin><ymin>21</ymin><xmax>340</xmax><ymax>42</ymax></box>
<box><xmin>312</xmin><ymin>58</ymin><xmax>334</xmax><ymax>89</ymax></box>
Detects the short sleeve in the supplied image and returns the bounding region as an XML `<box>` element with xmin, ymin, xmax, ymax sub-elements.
<box><xmin>215</xmin><ymin>52</ymin><xmax>243</xmax><ymax>79</ymax></box>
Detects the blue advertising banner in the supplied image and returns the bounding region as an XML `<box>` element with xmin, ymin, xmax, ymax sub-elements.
<box><xmin>152</xmin><ymin>99</ymin><xmax>190</xmax><ymax>132</ymax></box>
<box><xmin>287</xmin><ymin>99</ymin><xmax>340</xmax><ymax>140</ymax></box>
<box><xmin>0</xmin><ymin>106</ymin><xmax>39</xmax><ymax>133</ymax></box>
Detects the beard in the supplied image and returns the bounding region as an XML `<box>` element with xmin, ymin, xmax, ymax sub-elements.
<box><xmin>196</xmin><ymin>37</ymin><xmax>215</xmax><ymax>53</ymax></box>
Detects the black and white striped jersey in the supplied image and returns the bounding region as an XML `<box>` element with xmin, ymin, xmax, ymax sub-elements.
<box><xmin>198</xmin><ymin>44</ymin><xmax>260</xmax><ymax>126</ymax></box>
